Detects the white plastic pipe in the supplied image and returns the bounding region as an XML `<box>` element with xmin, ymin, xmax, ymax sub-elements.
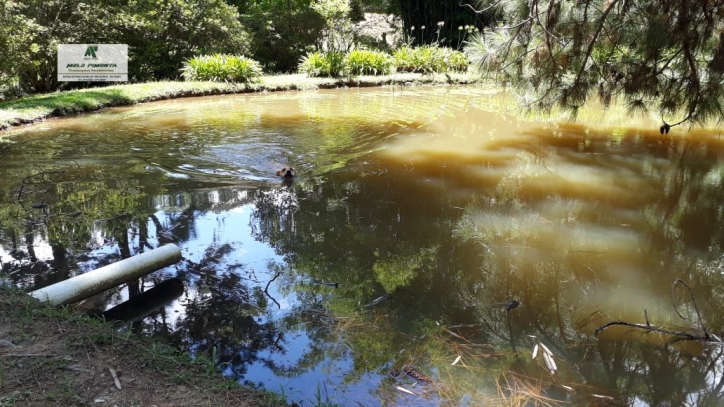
<box><xmin>30</xmin><ymin>244</ymin><xmax>182</xmax><ymax>306</ymax></box>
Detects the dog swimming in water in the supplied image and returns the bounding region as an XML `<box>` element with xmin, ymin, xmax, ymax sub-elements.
<box><xmin>275</xmin><ymin>167</ymin><xmax>296</xmax><ymax>178</ymax></box>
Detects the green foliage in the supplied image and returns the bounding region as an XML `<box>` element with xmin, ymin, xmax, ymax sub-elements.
<box><xmin>372</xmin><ymin>247</ymin><xmax>437</xmax><ymax>293</ymax></box>
<box><xmin>343</xmin><ymin>49</ymin><xmax>393</xmax><ymax>75</ymax></box>
<box><xmin>357</xmin><ymin>0</ymin><xmax>391</xmax><ymax>13</ymax></box>
<box><xmin>444</xmin><ymin>48</ymin><xmax>469</xmax><ymax>72</ymax></box>
<box><xmin>0</xmin><ymin>1</ymin><xmax>34</xmax><ymax>96</ymax></box>
<box><xmin>393</xmin><ymin>46</ymin><xmax>468</xmax><ymax>74</ymax></box>
<box><xmin>240</xmin><ymin>2</ymin><xmax>325</xmax><ymax>72</ymax></box>
<box><xmin>181</xmin><ymin>54</ymin><xmax>263</xmax><ymax>83</ymax></box>
<box><xmin>466</xmin><ymin>0</ymin><xmax>724</xmax><ymax>127</ymax></box>
<box><xmin>348</xmin><ymin>0</ymin><xmax>365</xmax><ymax>22</ymax></box>
<box><xmin>298</xmin><ymin>51</ymin><xmax>346</xmax><ymax>77</ymax></box>
<box><xmin>229</xmin><ymin>0</ymin><xmax>315</xmax><ymax>14</ymax></box>
<box><xmin>182</xmin><ymin>45</ymin><xmax>469</xmax><ymax>80</ymax></box>
<box><xmin>119</xmin><ymin>0</ymin><xmax>251</xmax><ymax>81</ymax></box>
<box><xmin>1</xmin><ymin>0</ymin><xmax>249</xmax><ymax>94</ymax></box>
<box><xmin>313</xmin><ymin>0</ymin><xmax>356</xmax><ymax>52</ymax></box>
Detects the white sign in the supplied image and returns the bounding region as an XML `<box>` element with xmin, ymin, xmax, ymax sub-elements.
<box><xmin>58</xmin><ymin>44</ymin><xmax>128</xmax><ymax>82</ymax></box>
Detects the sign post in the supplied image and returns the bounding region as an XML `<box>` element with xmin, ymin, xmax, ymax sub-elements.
<box><xmin>57</xmin><ymin>44</ymin><xmax>128</xmax><ymax>82</ymax></box>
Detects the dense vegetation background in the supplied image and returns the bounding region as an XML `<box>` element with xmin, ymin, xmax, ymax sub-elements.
<box><xmin>2</xmin><ymin>0</ymin><xmax>724</xmax><ymax>127</ymax></box>
<box><xmin>0</xmin><ymin>0</ymin><xmax>486</xmax><ymax>91</ymax></box>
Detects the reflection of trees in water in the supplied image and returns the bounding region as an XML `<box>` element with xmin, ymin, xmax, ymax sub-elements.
<box><xmin>450</xmin><ymin>132</ymin><xmax>724</xmax><ymax>404</ymax></box>
<box><xmin>0</xmin><ymin>169</ymin><xmax>152</xmax><ymax>289</ymax></box>
<box><xmin>0</xmin><ymin>167</ymin><xmax>287</xmax><ymax>380</ymax></box>
<box><xmin>169</xmin><ymin>252</ymin><xmax>280</xmax><ymax>381</ymax></box>
<box><xmin>245</xmin><ymin>130</ymin><xmax>724</xmax><ymax>404</ymax></box>
<box><xmin>4</xmin><ymin>127</ymin><xmax>724</xmax><ymax>404</ymax></box>
<box><xmin>248</xmin><ymin>170</ymin><xmax>488</xmax><ymax>393</ymax></box>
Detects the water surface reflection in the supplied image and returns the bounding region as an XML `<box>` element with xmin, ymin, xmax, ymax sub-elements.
<box><xmin>1</xmin><ymin>88</ymin><xmax>724</xmax><ymax>406</ymax></box>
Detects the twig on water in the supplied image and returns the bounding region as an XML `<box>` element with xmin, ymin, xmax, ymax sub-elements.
<box><xmin>264</xmin><ymin>272</ymin><xmax>281</xmax><ymax>309</ymax></box>
<box><xmin>671</xmin><ymin>279</ymin><xmax>710</xmax><ymax>340</ymax></box>
<box><xmin>594</xmin><ymin>320</ymin><xmax>718</xmax><ymax>342</ymax></box>
<box><xmin>595</xmin><ymin>279</ymin><xmax>717</xmax><ymax>343</ymax></box>
<box><xmin>16</xmin><ymin>170</ymin><xmax>66</xmax><ymax>203</ymax></box>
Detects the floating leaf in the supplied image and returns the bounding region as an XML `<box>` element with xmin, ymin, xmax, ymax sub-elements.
<box><xmin>452</xmin><ymin>355</ymin><xmax>462</xmax><ymax>365</ymax></box>
<box><xmin>396</xmin><ymin>386</ymin><xmax>415</xmax><ymax>395</ymax></box>
<box><xmin>532</xmin><ymin>344</ymin><xmax>539</xmax><ymax>359</ymax></box>
<box><xmin>539</xmin><ymin>342</ymin><xmax>553</xmax><ymax>356</ymax></box>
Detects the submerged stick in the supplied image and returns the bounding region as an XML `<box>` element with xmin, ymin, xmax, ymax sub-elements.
<box><xmin>594</xmin><ymin>320</ymin><xmax>719</xmax><ymax>342</ymax></box>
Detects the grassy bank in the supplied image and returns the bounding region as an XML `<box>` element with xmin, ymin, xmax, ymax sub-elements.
<box><xmin>0</xmin><ymin>285</ymin><xmax>285</xmax><ymax>407</ymax></box>
<box><xmin>0</xmin><ymin>73</ymin><xmax>477</xmax><ymax>131</ymax></box>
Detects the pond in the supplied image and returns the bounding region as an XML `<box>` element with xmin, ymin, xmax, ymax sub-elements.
<box><xmin>2</xmin><ymin>86</ymin><xmax>724</xmax><ymax>406</ymax></box>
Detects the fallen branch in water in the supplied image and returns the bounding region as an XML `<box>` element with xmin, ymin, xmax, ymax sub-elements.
<box><xmin>596</xmin><ymin>278</ymin><xmax>721</xmax><ymax>343</ymax></box>
<box><xmin>594</xmin><ymin>320</ymin><xmax>721</xmax><ymax>342</ymax></box>
<box><xmin>671</xmin><ymin>279</ymin><xmax>710</xmax><ymax>340</ymax></box>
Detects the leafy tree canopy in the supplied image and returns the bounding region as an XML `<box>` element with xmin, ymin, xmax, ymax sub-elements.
<box><xmin>466</xmin><ymin>0</ymin><xmax>724</xmax><ymax>128</ymax></box>
<box><xmin>1</xmin><ymin>0</ymin><xmax>249</xmax><ymax>93</ymax></box>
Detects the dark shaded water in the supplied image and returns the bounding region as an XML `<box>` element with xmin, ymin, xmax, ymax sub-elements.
<box><xmin>2</xmin><ymin>87</ymin><xmax>724</xmax><ymax>406</ymax></box>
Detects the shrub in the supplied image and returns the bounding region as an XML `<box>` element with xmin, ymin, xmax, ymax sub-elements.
<box><xmin>344</xmin><ymin>49</ymin><xmax>393</xmax><ymax>75</ymax></box>
<box><xmin>181</xmin><ymin>54</ymin><xmax>262</xmax><ymax>83</ymax></box>
<box><xmin>393</xmin><ymin>46</ymin><xmax>469</xmax><ymax>74</ymax></box>
<box><xmin>441</xmin><ymin>48</ymin><xmax>469</xmax><ymax>73</ymax></box>
<box><xmin>392</xmin><ymin>47</ymin><xmax>417</xmax><ymax>73</ymax></box>
<box><xmin>298</xmin><ymin>51</ymin><xmax>345</xmax><ymax>77</ymax></box>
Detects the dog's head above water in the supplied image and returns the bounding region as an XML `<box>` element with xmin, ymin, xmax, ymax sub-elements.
<box><xmin>276</xmin><ymin>167</ymin><xmax>296</xmax><ymax>178</ymax></box>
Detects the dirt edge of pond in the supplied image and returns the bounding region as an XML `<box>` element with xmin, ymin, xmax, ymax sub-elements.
<box><xmin>0</xmin><ymin>285</ymin><xmax>286</xmax><ymax>407</ymax></box>
<box><xmin>0</xmin><ymin>73</ymin><xmax>481</xmax><ymax>132</ymax></box>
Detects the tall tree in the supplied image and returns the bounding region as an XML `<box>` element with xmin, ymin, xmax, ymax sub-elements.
<box><xmin>235</xmin><ymin>0</ymin><xmax>325</xmax><ymax>72</ymax></box>
<box><xmin>465</xmin><ymin>0</ymin><xmax>724</xmax><ymax>128</ymax></box>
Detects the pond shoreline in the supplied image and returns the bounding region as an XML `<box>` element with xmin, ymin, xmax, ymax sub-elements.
<box><xmin>0</xmin><ymin>72</ymin><xmax>479</xmax><ymax>132</ymax></box>
<box><xmin>0</xmin><ymin>285</ymin><xmax>286</xmax><ymax>406</ymax></box>
<box><xmin>0</xmin><ymin>73</ymin><xmax>480</xmax><ymax>407</ymax></box>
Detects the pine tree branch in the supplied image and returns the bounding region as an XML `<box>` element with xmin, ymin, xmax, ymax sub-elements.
<box><xmin>458</xmin><ymin>0</ymin><xmax>503</xmax><ymax>14</ymax></box>
<box><xmin>568</xmin><ymin>0</ymin><xmax>621</xmax><ymax>96</ymax></box>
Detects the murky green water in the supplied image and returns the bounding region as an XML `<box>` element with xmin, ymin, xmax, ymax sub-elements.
<box><xmin>2</xmin><ymin>87</ymin><xmax>724</xmax><ymax>406</ymax></box>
